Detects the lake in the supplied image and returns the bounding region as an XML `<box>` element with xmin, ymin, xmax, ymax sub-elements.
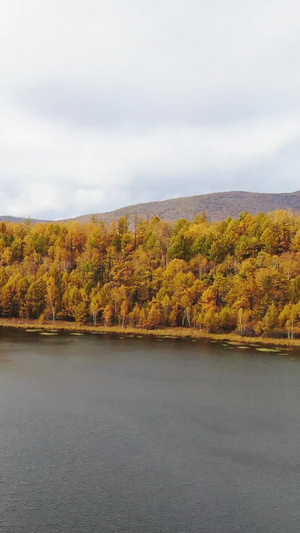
<box><xmin>0</xmin><ymin>327</ymin><xmax>300</xmax><ymax>532</ymax></box>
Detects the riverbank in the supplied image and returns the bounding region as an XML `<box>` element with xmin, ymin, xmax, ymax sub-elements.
<box><xmin>0</xmin><ymin>318</ymin><xmax>299</xmax><ymax>348</ymax></box>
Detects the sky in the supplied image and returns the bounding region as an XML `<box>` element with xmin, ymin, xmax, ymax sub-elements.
<box><xmin>1</xmin><ymin>0</ymin><xmax>300</xmax><ymax>219</ymax></box>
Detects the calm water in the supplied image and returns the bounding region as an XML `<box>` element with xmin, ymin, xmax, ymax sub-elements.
<box><xmin>1</xmin><ymin>329</ymin><xmax>300</xmax><ymax>532</ymax></box>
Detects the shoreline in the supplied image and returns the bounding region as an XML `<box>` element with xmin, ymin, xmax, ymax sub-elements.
<box><xmin>0</xmin><ymin>318</ymin><xmax>299</xmax><ymax>349</ymax></box>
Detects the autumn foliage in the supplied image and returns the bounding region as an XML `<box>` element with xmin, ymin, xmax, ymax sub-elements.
<box><xmin>1</xmin><ymin>210</ymin><xmax>300</xmax><ymax>338</ymax></box>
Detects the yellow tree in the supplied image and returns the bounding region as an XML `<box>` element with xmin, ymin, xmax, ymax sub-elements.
<box><xmin>45</xmin><ymin>276</ymin><xmax>60</xmax><ymax>321</ymax></box>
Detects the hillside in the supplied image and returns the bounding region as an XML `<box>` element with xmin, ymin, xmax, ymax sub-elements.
<box><xmin>2</xmin><ymin>190</ymin><xmax>300</xmax><ymax>224</ymax></box>
<box><xmin>0</xmin><ymin>216</ymin><xmax>50</xmax><ymax>223</ymax></box>
<box><xmin>68</xmin><ymin>190</ymin><xmax>300</xmax><ymax>224</ymax></box>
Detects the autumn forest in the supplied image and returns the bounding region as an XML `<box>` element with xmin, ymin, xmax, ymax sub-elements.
<box><xmin>1</xmin><ymin>210</ymin><xmax>300</xmax><ymax>338</ymax></box>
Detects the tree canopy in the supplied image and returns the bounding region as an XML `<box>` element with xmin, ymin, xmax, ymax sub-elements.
<box><xmin>0</xmin><ymin>210</ymin><xmax>300</xmax><ymax>337</ymax></box>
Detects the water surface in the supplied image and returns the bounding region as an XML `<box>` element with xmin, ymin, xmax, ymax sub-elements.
<box><xmin>1</xmin><ymin>328</ymin><xmax>300</xmax><ymax>532</ymax></box>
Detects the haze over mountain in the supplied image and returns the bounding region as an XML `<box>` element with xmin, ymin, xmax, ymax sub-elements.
<box><xmin>1</xmin><ymin>190</ymin><xmax>300</xmax><ymax>225</ymax></box>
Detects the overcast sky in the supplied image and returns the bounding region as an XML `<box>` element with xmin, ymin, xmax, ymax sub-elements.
<box><xmin>1</xmin><ymin>0</ymin><xmax>300</xmax><ymax>219</ymax></box>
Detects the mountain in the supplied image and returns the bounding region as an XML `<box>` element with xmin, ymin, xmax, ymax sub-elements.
<box><xmin>2</xmin><ymin>190</ymin><xmax>300</xmax><ymax>225</ymax></box>
<box><xmin>0</xmin><ymin>216</ymin><xmax>50</xmax><ymax>223</ymax></box>
<box><xmin>67</xmin><ymin>190</ymin><xmax>300</xmax><ymax>224</ymax></box>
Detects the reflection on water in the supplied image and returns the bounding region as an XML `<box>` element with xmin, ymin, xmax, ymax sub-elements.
<box><xmin>0</xmin><ymin>327</ymin><xmax>300</xmax><ymax>533</ymax></box>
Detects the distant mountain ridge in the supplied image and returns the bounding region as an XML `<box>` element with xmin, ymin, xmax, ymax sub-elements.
<box><xmin>2</xmin><ymin>190</ymin><xmax>300</xmax><ymax>224</ymax></box>
<box><xmin>68</xmin><ymin>190</ymin><xmax>300</xmax><ymax>224</ymax></box>
<box><xmin>0</xmin><ymin>216</ymin><xmax>51</xmax><ymax>223</ymax></box>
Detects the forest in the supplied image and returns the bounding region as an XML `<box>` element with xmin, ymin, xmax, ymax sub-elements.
<box><xmin>0</xmin><ymin>209</ymin><xmax>300</xmax><ymax>338</ymax></box>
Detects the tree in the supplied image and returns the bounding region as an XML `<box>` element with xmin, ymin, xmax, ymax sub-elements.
<box><xmin>89</xmin><ymin>288</ymin><xmax>104</xmax><ymax>326</ymax></box>
<box><xmin>145</xmin><ymin>302</ymin><xmax>161</xmax><ymax>329</ymax></box>
<box><xmin>103</xmin><ymin>304</ymin><xmax>113</xmax><ymax>326</ymax></box>
<box><xmin>46</xmin><ymin>276</ymin><xmax>60</xmax><ymax>321</ymax></box>
<box><xmin>237</xmin><ymin>308</ymin><xmax>251</xmax><ymax>336</ymax></box>
<box><xmin>25</xmin><ymin>279</ymin><xmax>47</xmax><ymax>319</ymax></box>
<box><xmin>279</xmin><ymin>304</ymin><xmax>299</xmax><ymax>339</ymax></box>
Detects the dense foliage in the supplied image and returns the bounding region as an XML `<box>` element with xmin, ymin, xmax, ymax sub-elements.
<box><xmin>1</xmin><ymin>210</ymin><xmax>300</xmax><ymax>337</ymax></box>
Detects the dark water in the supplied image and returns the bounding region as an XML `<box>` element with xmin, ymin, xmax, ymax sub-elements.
<box><xmin>1</xmin><ymin>329</ymin><xmax>300</xmax><ymax>532</ymax></box>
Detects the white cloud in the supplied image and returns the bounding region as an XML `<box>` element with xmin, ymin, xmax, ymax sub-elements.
<box><xmin>0</xmin><ymin>0</ymin><xmax>300</xmax><ymax>217</ymax></box>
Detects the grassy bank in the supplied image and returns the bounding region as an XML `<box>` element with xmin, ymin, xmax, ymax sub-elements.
<box><xmin>0</xmin><ymin>318</ymin><xmax>299</xmax><ymax>349</ymax></box>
